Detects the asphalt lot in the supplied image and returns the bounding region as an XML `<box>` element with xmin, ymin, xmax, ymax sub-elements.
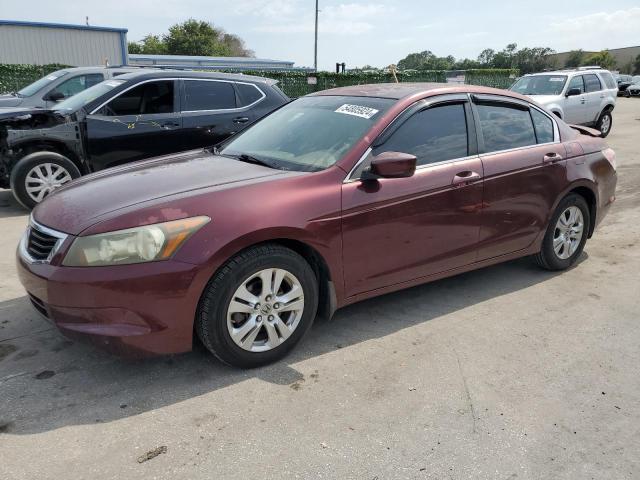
<box><xmin>1</xmin><ymin>98</ymin><xmax>639</xmax><ymax>480</ymax></box>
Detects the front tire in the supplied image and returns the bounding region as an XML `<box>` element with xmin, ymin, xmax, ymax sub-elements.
<box><xmin>535</xmin><ymin>194</ymin><xmax>590</xmax><ymax>271</ymax></box>
<box><xmin>10</xmin><ymin>151</ymin><xmax>81</xmax><ymax>209</ymax></box>
<box><xmin>196</xmin><ymin>244</ymin><xmax>318</xmax><ymax>368</ymax></box>
<box><xmin>596</xmin><ymin>110</ymin><xmax>612</xmax><ymax>138</ymax></box>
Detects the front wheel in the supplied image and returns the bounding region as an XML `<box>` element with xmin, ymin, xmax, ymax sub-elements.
<box><xmin>196</xmin><ymin>244</ymin><xmax>318</xmax><ymax>368</ymax></box>
<box><xmin>10</xmin><ymin>151</ymin><xmax>81</xmax><ymax>209</ymax></box>
<box><xmin>535</xmin><ymin>194</ymin><xmax>591</xmax><ymax>271</ymax></box>
<box><xmin>596</xmin><ymin>110</ymin><xmax>612</xmax><ymax>138</ymax></box>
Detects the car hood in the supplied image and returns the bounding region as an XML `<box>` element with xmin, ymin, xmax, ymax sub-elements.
<box><xmin>0</xmin><ymin>95</ymin><xmax>22</xmax><ymax>108</ymax></box>
<box><xmin>33</xmin><ymin>150</ymin><xmax>295</xmax><ymax>235</ymax></box>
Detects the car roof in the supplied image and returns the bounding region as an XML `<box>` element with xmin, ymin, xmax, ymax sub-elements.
<box><xmin>523</xmin><ymin>69</ymin><xmax>611</xmax><ymax>77</ymax></box>
<box><xmin>109</xmin><ymin>69</ymin><xmax>278</xmax><ymax>85</ymax></box>
<box><xmin>309</xmin><ymin>82</ymin><xmax>526</xmax><ymax>101</ymax></box>
<box><xmin>56</xmin><ymin>66</ymin><xmax>141</xmax><ymax>74</ymax></box>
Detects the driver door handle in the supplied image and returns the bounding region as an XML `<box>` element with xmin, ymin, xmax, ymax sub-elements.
<box><xmin>452</xmin><ymin>171</ymin><xmax>481</xmax><ymax>186</ymax></box>
<box><xmin>543</xmin><ymin>152</ymin><xmax>563</xmax><ymax>163</ymax></box>
<box><xmin>233</xmin><ymin>117</ymin><xmax>250</xmax><ymax>124</ymax></box>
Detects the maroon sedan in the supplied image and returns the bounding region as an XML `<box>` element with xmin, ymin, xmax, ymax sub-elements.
<box><xmin>17</xmin><ymin>84</ymin><xmax>617</xmax><ymax>367</ymax></box>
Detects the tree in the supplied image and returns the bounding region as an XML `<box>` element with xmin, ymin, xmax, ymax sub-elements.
<box><xmin>565</xmin><ymin>50</ymin><xmax>585</xmax><ymax>68</ymax></box>
<box><xmin>477</xmin><ymin>48</ymin><xmax>495</xmax><ymax>66</ymax></box>
<box><xmin>582</xmin><ymin>50</ymin><xmax>616</xmax><ymax>70</ymax></box>
<box><xmin>634</xmin><ymin>53</ymin><xmax>640</xmax><ymax>74</ymax></box>
<box><xmin>397</xmin><ymin>50</ymin><xmax>455</xmax><ymax>71</ymax></box>
<box><xmin>127</xmin><ymin>19</ymin><xmax>253</xmax><ymax>57</ymax></box>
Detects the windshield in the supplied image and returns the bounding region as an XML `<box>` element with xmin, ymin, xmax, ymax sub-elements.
<box><xmin>220</xmin><ymin>95</ymin><xmax>394</xmax><ymax>172</ymax></box>
<box><xmin>510</xmin><ymin>75</ymin><xmax>567</xmax><ymax>95</ymax></box>
<box><xmin>54</xmin><ymin>79</ymin><xmax>126</xmax><ymax>112</ymax></box>
<box><xmin>17</xmin><ymin>70</ymin><xmax>67</xmax><ymax>97</ymax></box>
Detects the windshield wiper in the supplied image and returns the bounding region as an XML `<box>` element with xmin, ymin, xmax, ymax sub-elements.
<box><xmin>225</xmin><ymin>153</ymin><xmax>280</xmax><ymax>170</ymax></box>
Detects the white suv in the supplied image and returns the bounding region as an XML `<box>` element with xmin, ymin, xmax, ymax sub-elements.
<box><xmin>510</xmin><ymin>68</ymin><xmax>617</xmax><ymax>137</ymax></box>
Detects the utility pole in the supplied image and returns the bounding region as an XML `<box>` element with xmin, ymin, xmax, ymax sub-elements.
<box><xmin>314</xmin><ymin>0</ymin><xmax>319</xmax><ymax>71</ymax></box>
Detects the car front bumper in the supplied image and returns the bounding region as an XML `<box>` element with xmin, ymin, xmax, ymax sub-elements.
<box><xmin>16</xmin><ymin>247</ymin><xmax>210</xmax><ymax>357</ymax></box>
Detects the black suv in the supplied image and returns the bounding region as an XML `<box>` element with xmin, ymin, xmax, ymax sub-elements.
<box><xmin>0</xmin><ymin>71</ymin><xmax>289</xmax><ymax>208</ymax></box>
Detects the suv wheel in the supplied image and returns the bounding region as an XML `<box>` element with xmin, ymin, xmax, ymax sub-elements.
<box><xmin>196</xmin><ymin>244</ymin><xmax>319</xmax><ymax>368</ymax></box>
<box><xmin>535</xmin><ymin>194</ymin><xmax>590</xmax><ymax>271</ymax></box>
<box><xmin>596</xmin><ymin>110</ymin><xmax>612</xmax><ymax>138</ymax></box>
<box><xmin>10</xmin><ymin>151</ymin><xmax>80</xmax><ymax>209</ymax></box>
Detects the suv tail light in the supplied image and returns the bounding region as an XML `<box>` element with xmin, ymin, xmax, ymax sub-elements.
<box><xmin>602</xmin><ymin>148</ymin><xmax>616</xmax><ymax>171</ymax></box>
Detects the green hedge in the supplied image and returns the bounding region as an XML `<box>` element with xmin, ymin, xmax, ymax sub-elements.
<box><xmin>0</xmin><ymin>63</ymin><xmax>71</xmax><ymax>94</ymax></box>
<box><xmin>0</xmin><ymin>63</ymin><xmax>518</xmax><ymax>98</ymax></box>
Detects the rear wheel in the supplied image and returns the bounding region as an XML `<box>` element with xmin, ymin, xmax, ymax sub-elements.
<box><xmin>196</xmin><ymin>244</ymin><xmax>318</xmax><ymax>368</ymax></box>
<box><xmin>10</xmin><ymin>151</ymin><xmax>80</xmax><ymax>209</ymax></box>
<box><xmin>535</xmin><ymin>194</ymin><xmax>590</xmax><ymax>271</ymax></box>
<box><xmin>596</xmin><ymin>110</ymin><xmax>612</xmax><ymax>138</ymax></box>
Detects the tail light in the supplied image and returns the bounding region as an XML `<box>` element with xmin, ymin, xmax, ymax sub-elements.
<box><xmin>602</xmin><ymin>148</ymin><xmax>616</xmax><ymax>171</ymax></box>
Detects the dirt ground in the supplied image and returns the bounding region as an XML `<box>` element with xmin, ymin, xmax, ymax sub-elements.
<box><xmin>0</xmin><ymin>98</ymin><xmax>639</xmax><ymax>480</ymax></box>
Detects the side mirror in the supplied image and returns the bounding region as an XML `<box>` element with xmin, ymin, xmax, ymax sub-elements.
<box><xmin>362</xmin><ymin>151</ymin><xmax>417</xmax><ymax>180</ymax></box>
<box><xmin>45</xmin><ymin>90</ymin><xmax>65</xmax><ymax>102</ymax></box>
<box><xmin>565</xmin><ymin>88</ymin><xmax>582</xmax><ymax>97</ymax></box>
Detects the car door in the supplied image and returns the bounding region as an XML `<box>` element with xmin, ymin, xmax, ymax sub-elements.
<box><xmin>179</xmin><ymin>79</ymin><xmax>254</xmax><ymax>151</ymax></box>
<box><xmin>563</xmin><ymin>75</ymin><xmax>589</xmax><ymax>124</ymax></box>
<box><xmin>582</xmin><ymin>74</ymin><xmax>604</xmax><ymax>124</ymax></box>
<box><xmin>44</xmin><ymin>73</ymin><xmax>104</xmax><ymax>108</ymax></box>
<box><xmin>84</xmin><ymin>79</ymin><xmax>183</xmax><ymax>170</ymax></box>
<box><xmin>341</xmin><ymin>96</ymin><xmax>484</xmax><ymax>296</ymax></box>
<box><xmin>471</xmin><ymin>95</ymin><xmax>567</xmax><ymax>261</ymax></box>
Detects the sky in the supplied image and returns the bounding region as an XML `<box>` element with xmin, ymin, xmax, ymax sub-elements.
<box><xmin>1</xmin><ymin>0</ymin><xmax>639</xmax><ymax>70</ymax></box>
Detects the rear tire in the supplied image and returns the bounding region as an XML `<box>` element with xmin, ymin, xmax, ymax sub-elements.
<box><xmin>596</xmin><ymin>110</ymin><xmax>612</xmax><ymax>138</ymax></box>
<box><xmin>10</xmin><ymin>151</ymin><xmax>81</xmax><ymax>209</ymax></box>
<box><xmin>535</xmin><ymin>194</ymin><xmax>590</xmax><ymax>271</ymax></box>
<box><xmin>196</xmin><ymin>244</ymin><xmax>318</xmax><ymax>368</ymax></box>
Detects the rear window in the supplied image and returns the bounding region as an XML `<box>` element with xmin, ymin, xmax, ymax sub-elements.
<box><xmin>477</xmin><ymin>103</ymin><xmax>537</xmax><ymax>152</ymax></box>
<box><xmin>184</xmin><ymin>80</ymin><xmax>236</xmax><ymax>111</ymax></box>
<box><xmin>236</xmin><ymin>83</ymin><xmax>264</xmax><ymax>106</ymax></box>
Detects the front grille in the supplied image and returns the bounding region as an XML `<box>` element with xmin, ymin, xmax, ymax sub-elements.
<box><xmin>27</xmin><ymin>226</ymin><xmax>59</xmax><ymax>261</ymax></box>
<box><xmin>29</xmin><ymin>294</ymin><xmax>49</xmax><ymax>318</ymax></box>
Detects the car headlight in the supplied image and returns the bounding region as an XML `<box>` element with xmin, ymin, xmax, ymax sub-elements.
<box><xmin>62</xmin><ymin>216</ymin><xmax>210</xmax><ymax>267</ymax></box>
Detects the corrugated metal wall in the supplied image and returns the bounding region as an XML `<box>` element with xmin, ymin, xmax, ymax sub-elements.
<box><xmin>0</xmin><ymin>25</ymin><xmax>125</xmax><ymax>66</ymax></box>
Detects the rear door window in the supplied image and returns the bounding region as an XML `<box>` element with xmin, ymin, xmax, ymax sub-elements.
<box><xmin>236</xmin><ymin>83</ymin><xmax>264</xmax><ymax>107</ymax></box>
<box><xmin>476</xmin><ymin>103</ymin><xmax>537</xmax><ymax>152</ymax></box>
<box><xmin>530</xmin><ymin>108</ymin><xmax>554</xmax><ymax>144</ymax></box>
<box><xmin>100</xmin><ymin>80</ymin><xmax>175</xmax><ymax>115</ymax></box>
<box><xmin>183</xmin><ymin>80</ymin><xmax>237</xmax><ymax>111</ymax></box>
<box><xmin>584</xmin><ymin>74</ymin><xmax>602</xmax><ymax>93</ymax></box>
<box><xmin>567</xmin><ymin>76</ymin><xmax>585</xmax><ymax>94</ymax></box>
<box><xmin>373</xmin><ymin>103</ymin><xmax>468</xmax><ymax>166</ymax></box>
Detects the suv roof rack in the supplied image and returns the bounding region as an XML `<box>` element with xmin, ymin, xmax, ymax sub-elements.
<box><xmin>577</xmin><ymin>66</ymin><xmax>603</xmax><ymax>70</ymax></box>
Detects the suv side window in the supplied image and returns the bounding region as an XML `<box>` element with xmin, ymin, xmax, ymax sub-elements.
<box><xmin>372</xmin><ymin>103</ymin><xmax>468</xmax><ymax>166</ymax></box>
<box><xmin>567</xmin><ymin>75</ymin><xmax>585</xmax><ymax>94</ymax></box>
<box><xmin>584</xmin><ymin>74</ymin><xmax>602</xmax><ymax>93</ymax></box>
<box><xmin>183</xmin><ymin>80</ymin><xmax>236</xmax><ymax>111</ymax></box>
<box><xmin>530</xmin><ymin>109</ymin><xmax>554</xmax><ymax>144</ymax></box>
<box><xmin>476</xmin><ymin>103</ymin><xmax>537</xmax><ymax>152</ymax></box>
<box><xmin>100</xmin><ymin>81</ymin><xmax>175</xmax><ymax>116</ymax></box>
<box><xmin>236</xmin><ymin>83</ymin><xmax>264</xmax><ymax>107</ymax></box>
<box><xmin>600</xmin><ymin>72</ymin><xmax>617</xmax><ymax>90</ymax></box>
<box><xmin>50</xmin><ymin>73</ymin><xmax>104</xmax><ymax>99</ymax></box>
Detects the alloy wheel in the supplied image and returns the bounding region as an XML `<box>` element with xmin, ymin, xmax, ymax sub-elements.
<box><xmin>227</xmin><ymin>268</ymin><xmax>305</xmax><ymax>352</ymax></box>
<box><xmin>25</xmin><ymin>163</ymin><xmax>73</xmax><ymax>203</ymax></box>
<box><xmin>600</xmin><ymin>114</ymin><xmax>611</xmax><ymax>134</ymax></box>
<box><xmin>553</xmin><ymin>206</ymin><xmax>584</xmax><ymax>260</ymax></box>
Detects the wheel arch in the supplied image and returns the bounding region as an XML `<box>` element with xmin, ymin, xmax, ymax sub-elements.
<box><xmin>11</xmin><ymin>139</ymin><xmax>86</xmax><ymax>174</ymax></box>
<box><xmin>568</xmin><ymin>185</ymin><xmax>597</xmax><ymax>238</ymax></box>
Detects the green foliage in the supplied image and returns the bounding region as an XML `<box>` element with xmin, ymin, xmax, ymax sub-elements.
<box><xmin>634</xmin><ymin>54</ymin><xmax>640</xmax><ymax>75</ymax></box>
<box><xmin>128</xmin><ymin>19</ymin><xmax>253</xmax><ymax>57</ymax></box>
<box><xmin>582</xmin><ymin>50</ymin><xmax>616</xmax><ymax>70</ymax></box>
<box><xmin>0</xmin><ymin>63</ymin><xmax>70</xmax><ymax>94</ymax></box>
<box><xmin>464</xmin><ymin>69</ymin><xmax>520</xmax><ymax>89</ymax></box>
<box><xmin>565</xmin><ymin>50</ymin><xmax>585</xmax><ymax>68</ymax></box>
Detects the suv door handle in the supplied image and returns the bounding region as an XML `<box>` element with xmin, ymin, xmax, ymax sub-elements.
<box><xmin>233</xmin><ymin>117</ymin><xmax>250</xmax><ymax>124</ymax></box>
<box><xmin>543</xmin><ymin>152</ymin><xmax>563</xmax><ymax>163</ymax></box>
<box><xmin>160</xmin><ymin>121</ymin><xmax>180</xmax><ymax>129</ymax></box>
<box><xmin>452</xmin><ymin>171</ymin><xmax>481</xmax><ymax>186</ymax></box>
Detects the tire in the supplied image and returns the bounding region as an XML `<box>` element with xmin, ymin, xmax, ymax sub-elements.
<box><xmin>10</xmin><ymin>151</ymin><xmax>81</xmax><ymax>209</ymax></box>
<box><xmin>596</xmin><ymin>110</ymin><xmax>612</xmax><ymax>138</ymax></box>
<box><xmin>196</xmin><ymin>244</ymin><xmax>319</xmax><ymax>368</ymax></box>
<box><xmin>535</xmin><ymin>194</ymin><xmax>591</xmax><ymax>271</ymax></box>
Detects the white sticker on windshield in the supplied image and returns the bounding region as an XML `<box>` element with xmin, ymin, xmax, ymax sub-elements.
<box><xmin>549</xmin><ymin>77</ymin><xmax>565</xmax><ymax>82</ymax></box>
<box><xmin>335</xmin><ymin>104</ymin><xmax>379</xmax><ymax>119</ymax></box>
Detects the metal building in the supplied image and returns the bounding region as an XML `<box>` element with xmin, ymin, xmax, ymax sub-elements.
<box><xmin>0</xmin><ymin>20</ymin><xmax>128</xmax><ymax>66</ymax></box>
<box><xmin>128</xmin><ymin>54</ymin><xmax>298</xmax><ymax>71</ymax></box>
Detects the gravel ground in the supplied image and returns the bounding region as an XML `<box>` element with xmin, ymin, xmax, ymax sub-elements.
<box><xmin>0</xmin><ymin>98</ymin><xmax>638</xmax><ymax>480</ymax></box>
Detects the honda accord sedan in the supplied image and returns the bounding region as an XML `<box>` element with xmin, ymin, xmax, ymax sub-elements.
<box><xmin>17</xmin><ymin>83</ymin><xmax>617</xmax><ymax>367</ymax></box>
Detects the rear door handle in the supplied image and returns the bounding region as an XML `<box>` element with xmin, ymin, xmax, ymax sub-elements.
<box><xmin>233</xmin><ymin>117</ymin><xmax>250</xmax><ymax>124</ymax></box>
<box><xmin>543</xmin><ymin>152</ymin><xmax>563</xmax><ymax>163</ymax></box>
<box><xmin>160</xmin><ymin>121</ymin><xmax>180</xmax><ymax>129</ymax></box>
<box><xmin>452</xmin><ymin>171</ymin><xmax>481</xmax><ymax>186</ymax></box>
